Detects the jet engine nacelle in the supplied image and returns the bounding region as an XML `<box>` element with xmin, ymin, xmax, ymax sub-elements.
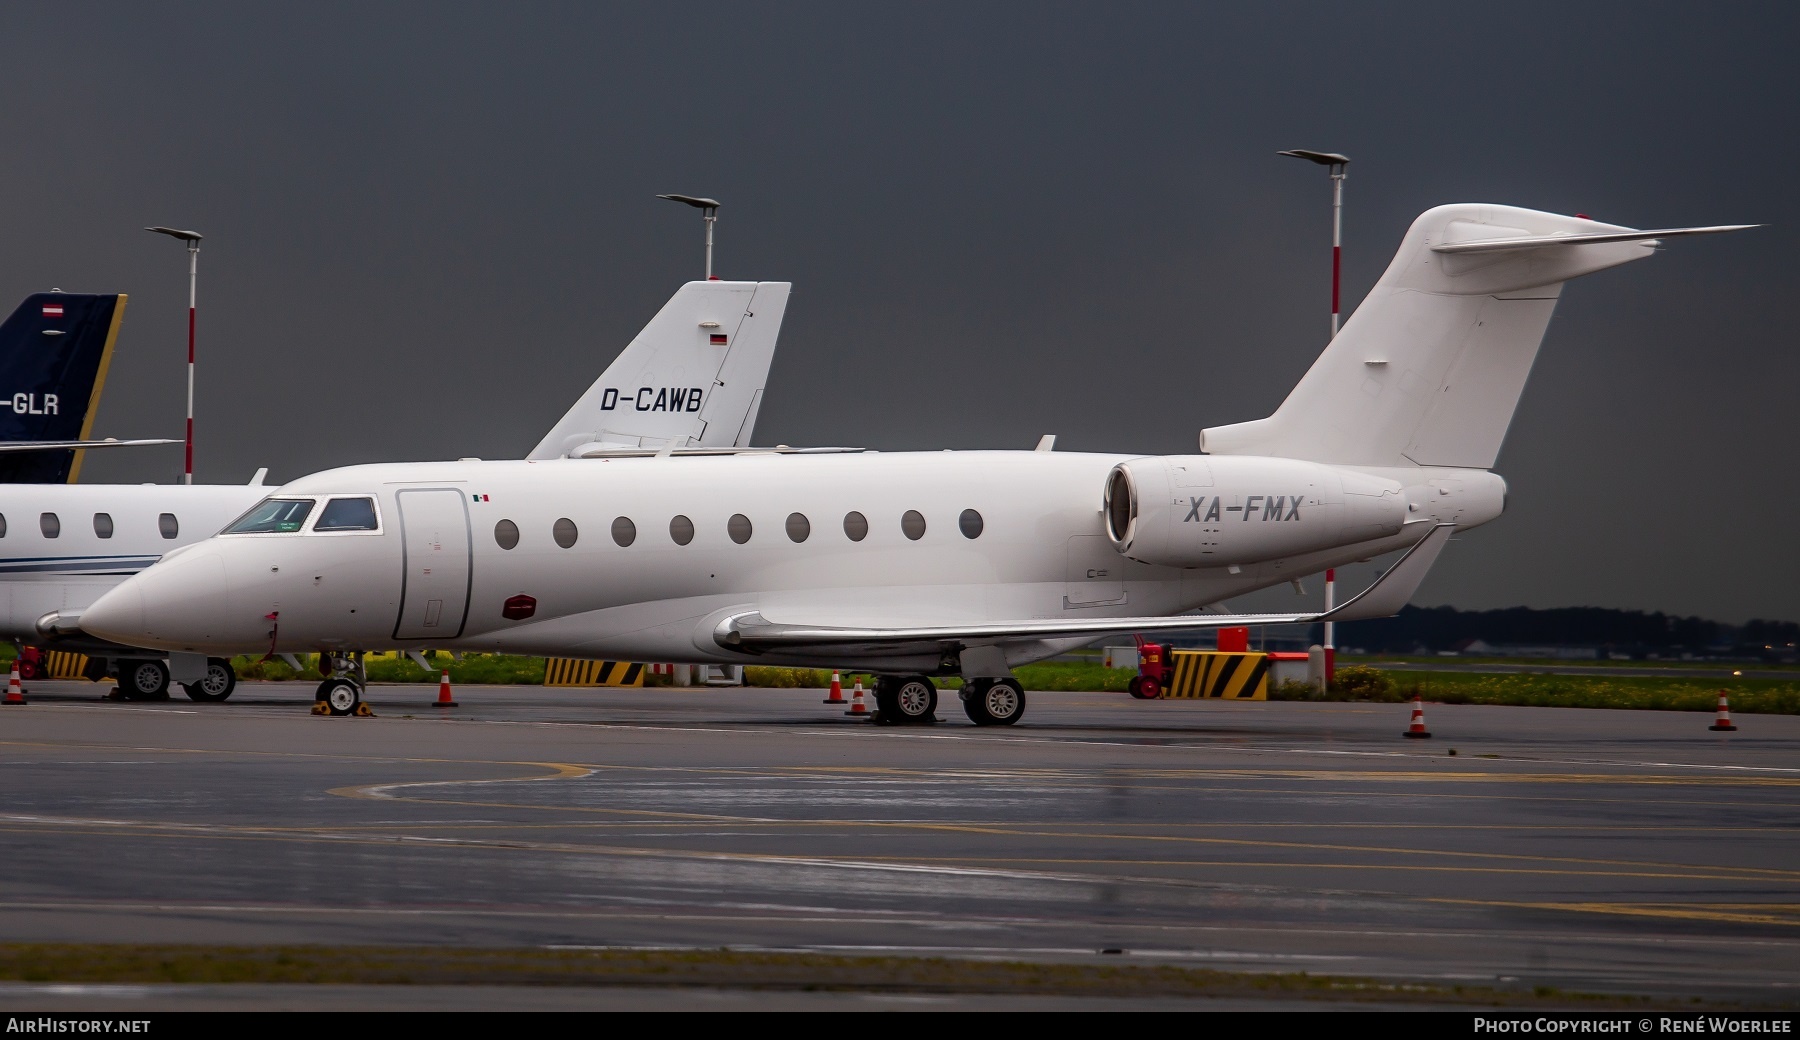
<box><xmin>1104</xmin><ymin>455</ymin><xmax>1407</xmax><ymax>568</ymax></box>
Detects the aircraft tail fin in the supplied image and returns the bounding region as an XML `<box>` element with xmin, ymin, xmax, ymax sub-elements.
<box><xmin>528</xmin><ymin>280</ymin><xmax>791</xmax><ymax>459</ymax></box>
<box><xmin>0</xmin><ymin>292</ymin><xmax>128</xmax><ymax>483</ymax></box>
<box><xmin>1200</xmin><ymin>205</ymin><xmax>1753</xmax><ymax>469</ymax></box>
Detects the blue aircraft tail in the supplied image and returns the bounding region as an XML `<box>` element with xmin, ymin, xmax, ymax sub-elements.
<box><xmin>0</xmin><ymin>292</ymin><xmax>127</xmax><ymax>483</ymax></box>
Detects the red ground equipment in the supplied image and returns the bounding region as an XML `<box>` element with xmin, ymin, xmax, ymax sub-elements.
<box><xmin>1129</xmin><ymin>636</ymin><xmax>1171</xmax><ymax>699</ymax></box>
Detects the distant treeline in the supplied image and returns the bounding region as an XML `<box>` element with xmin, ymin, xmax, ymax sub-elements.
<box><xmin>1333</xmin><ymin>606</ymin><xmax>1800</xmax><ymax>656</ymax></box>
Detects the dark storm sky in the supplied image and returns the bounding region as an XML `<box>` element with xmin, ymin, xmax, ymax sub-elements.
<box><xmin>0</xmin><ymin>2</ymin><xmax>1793</xmax><ymax>622</ymax></box>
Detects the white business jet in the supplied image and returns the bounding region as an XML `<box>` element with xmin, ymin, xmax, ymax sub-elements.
<box><xmin>78</xmin><ymin>205</ymin><xmax>1749</xmax><ymax>724</ymax></box>
<box><xmin>21</xmin><ymin>278</ymin><xmax>791</xmax><ymax>699</ymax></box>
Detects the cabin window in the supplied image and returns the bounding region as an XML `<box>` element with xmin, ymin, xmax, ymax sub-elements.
<box><xmin>40</xmin><ymin>513</ymin><xmax>59</xmax><ymax>538</ymax></box>
<box><xmin>159</xmin><ymin>513</ymin><xmax>179</xmax><ymax>539</ymax></box>
<box><xmin>314</xmin><ymin>497</ymin><xmax>378</xmax><ymax>532</ymax></box>
<box><xmin>612</xmin><ymin>516</ymin><xmax>636</xmax><ymax>547</ymax></box>
<box><xmin>727</xmin><ymin>513</ymin><xmax>753</xmax><ymax>544</ymax></box>
<box><xmin>901</xmin><ymin>509</ymin><xmax>926</xmax><ymax>541</ymax></box>
<box><xmin>669</xmin><ymin>515</ymin><xmax>695</xmax><ymax>545</ymax></box>
<box><xmin>223</xmin><ymin>499</ymin><xmax>313</xmax><ymax>535</ymax></box>
<box><xmin>786</xmin><ymin>512</ymin><xmax>810</xmax><ymax>543</ymax></box>
<box><xmin>553</xmin><ymin>517</ymin><xmax>578</xmax><ymax>548</ymax></box>
<box><xmin>959</xmin><ymin>508</ymin><xmax>984</xmax><ymax>539</ymax></box>
<box><xmin>494</xmin><ymin>519</ymin><xmax>519</xmax><ymax>550</ymax></box>
<box><xmin>843</xmin><ymin>511</ymin><xmax>868</xmax><ymax>542</ymax></box>
<box><xmin>93</xmin><ymin>513</ymin><xmax>114</xmax><ymax>539</ymax></box>
<box><xmin>0</xmin><ymin>514</ymin><xmax>7</xmax><ymax>537</ymax></box>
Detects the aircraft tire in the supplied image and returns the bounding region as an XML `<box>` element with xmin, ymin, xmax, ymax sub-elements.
<box><xmin>876</xmin><ymin>675</ymin><xmax>937</xmax><ymax>725</ymax></box>
<box><xmin>182</xmin><ymin>658</ymin><xmax>237</xmax><ymax>703</ymax></box>
<box><xmin>321</xmin><ymin>678</ymin><xmax>362</xmax><ymax>717</ymax></box>
<box><xmin>121</xmin><ymin>659</ymin><xmax>171</xmax><ymax>700</ymax></box>
<box><xmin>963</xmin><ymin>678</ymin><xmax>1026</xmax><ymax>726</ymax></box>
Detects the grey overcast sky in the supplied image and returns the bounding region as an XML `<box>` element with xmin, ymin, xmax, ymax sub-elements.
<box><xmin>0</xmin><ymin>2</ymin><xmax>1793</xmax><ymax>622</ymax></box>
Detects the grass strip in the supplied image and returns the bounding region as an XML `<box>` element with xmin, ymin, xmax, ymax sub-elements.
<box><xmin>1278</xmin><ymin>667</ymin><xmax>1800</xmax><ymax>714</ymax></box>
<box><xmin>0</xmin><ymin>944</ymin><xmax>1771</xmax><ymax>1008</ymax></box>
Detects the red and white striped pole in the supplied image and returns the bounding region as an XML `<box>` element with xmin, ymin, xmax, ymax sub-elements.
<box><xmin>1277</xmin><ymin>151</ymin><xmax>1350</xmax><ymax>339</ymax></box>
<box><xmin>1324</xmin><ymin>568</ymin><xmax>1336</xmax><ymax>683</ymax></box>
<box><xmin>145</xmin><ymin>227</ymin><xmax>204</xmax><ymax>485</ymax></box>
<box><xmin>183</xmin><ymin>240</ymin><xmax>197</xmax><ymax>485</ymax></box>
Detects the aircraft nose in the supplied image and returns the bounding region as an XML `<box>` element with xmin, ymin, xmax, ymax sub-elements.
<box><xmin>79</xmin><ymin>580</ymin><xmax>146</xmax><ymax>645</ymax></box>
<box><xmin>80</xmin><ymin>551</ymin><xmax>230</xmax><ymax>651</ymax></box>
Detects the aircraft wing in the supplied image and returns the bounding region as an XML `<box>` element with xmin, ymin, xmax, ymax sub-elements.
<box><xmin>0</xmin><ymin>438</ymin><xmax>179</xmax><ymax>452</ymax></box>
<box><xmin>715</xmin><ymin>523</ymin><xmax>1453</xmax><ymax>655</ymax></box>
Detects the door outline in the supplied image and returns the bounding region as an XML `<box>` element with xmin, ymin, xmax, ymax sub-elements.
<box><xmin>393</xmin><ymin>488</ymin><xmax>474</xmax><ymax>640</ymax></box>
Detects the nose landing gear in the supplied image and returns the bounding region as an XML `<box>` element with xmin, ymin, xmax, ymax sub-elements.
<box><xmin>313</xmin><ymin>652</ymin><xmax>376</xmax><ymax>717</ymax></box>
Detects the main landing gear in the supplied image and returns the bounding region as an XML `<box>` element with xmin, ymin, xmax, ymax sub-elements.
<box><xmin>868</xmin><ymin>674</ymin><xmax>1027</xmax><ymax>727</ymax></box>
<box><xmin>314</xmin><ymin>652</ymin><xmax>375</xmax><ymax>717</ymax></box>
<box><xmin>182</xmin><ymin>658</ymin><xmax>238</xmax><ymax>703</ymax></box>
<box><xmin>961</xmin><ymin>677</ymin><xmax>1027</xmax><ymax>726</ymax></box>
<box><xmin>873</xmin><ymin>675</ymin><xmax>938</xmax><ymax>725</ymax></box>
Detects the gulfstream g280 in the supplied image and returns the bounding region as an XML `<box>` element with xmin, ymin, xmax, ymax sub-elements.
<box><xmin>78</xmin><ymin>204</ymin><xmax>1750</xmax><ymax>724</ymax></box>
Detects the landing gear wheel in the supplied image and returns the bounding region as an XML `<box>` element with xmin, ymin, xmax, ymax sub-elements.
<box><xmin>963</xmin><ymin>678</ymin><xmax>1026</xmax><ymax>726</ymax></box>
<box><xmin>182</xmin><ymin>658</ymin><xmax>237</xmax><ymax>703</ymax></box>
<box><xmin>1128</xmin><ymin>675</ymin><xmax>1161</xmax><ymax>700</ymax></box>
<box><xmin>121</xmin><ymin>659</ymin><xmax>171</xmax><ymax>700</ymax></box>
<box><xmin>321</xmin><ymin>678</ymin><xmax>362</xmax><ymax>717</ymax></box>
<box><xmin>875</xmin><ymin>675</ymin><xmax>937</xmax><ymax>725</ymax></box>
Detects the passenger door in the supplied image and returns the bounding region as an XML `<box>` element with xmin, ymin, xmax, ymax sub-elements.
<box><xmin>393</xmin><ymin>489</ymin><xmax>472</xmax><ymax>640</ymax></box>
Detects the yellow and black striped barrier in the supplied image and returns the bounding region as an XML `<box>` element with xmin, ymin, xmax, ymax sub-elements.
<box><xmin>44</xmin><ymin>651</ymin><xmax>92</xmax><ymax>680</ymax></box>
<box><xmin>1164</xmin><ymin>650</ymin><xmax>1269</xmax><ymax>700</ymax></box>
<box><xmin>543</xmin><ymin>659</ymin><xmax>645</xmax><ymax>687</ymax></box>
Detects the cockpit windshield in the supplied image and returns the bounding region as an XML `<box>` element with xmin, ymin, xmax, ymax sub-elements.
<box><xmin>223</xmin><ymin>498</ymin><xmax>316</xmax><ymax>534</ymax></box>
<box><xmin>314</xmin><ymin>497</ymin><xmax>379</xmax><ymax>532</ymax></box>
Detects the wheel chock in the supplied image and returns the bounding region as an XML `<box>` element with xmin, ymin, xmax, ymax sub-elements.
<box><xmin>353</xmin><ymin>702</ymin><xmax>377</xmax><ymax>718</ymax></box>
<box><xmin>310</xmin><ymin>702</ymin><xmax>330</xmax><ymax>716</ymax></box>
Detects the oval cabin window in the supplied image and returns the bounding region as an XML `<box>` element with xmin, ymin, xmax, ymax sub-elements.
<box><xmin>959</xmin><ymin>508</ymin><xmax>983</xmax><ymax>539</ymax></box>
<box><xmin>553</xmin><ymin>518</ymin><xmax>579</xmax><ymax>549</ymax></box>
<box><xmin>669</xmin><ymin>515</ymin><xmax>695</xmax><ymax>545</ymax></box>
<box><xmin>785</xmin><ymin>512</ymin><xmax>810</xmax><ymax>543</ymax></box>
<box><xmin>843</xmin><ymin>511</ymin><xmax>868</xmax><ymax>542</ymax></box>
<box><xmin>494</xmin><ymin>519</ymin><xmax>520</xmax><ymax>550</ymax></box>
<box><xmin>727</xmin><ymin>513</ymin><xmax>753</xmax><ymax>544</ymax></box>
<box><xmin>612</xmin><ymin>516</ymin><xmax>636</xmax><ymax>547</ymax></box>
<box><xmin>93</xmin><ymin>513</ymin><xmax>114</xmax><ymax>539</ymax></box>
<box><xmin>901</xmin><ymin>509</ymin><xmax>926</xmax><ymax>541</ymax></box>
<box><xmin>158</xmin><ymin>513</ymin><xmax>179</xmax><ymax>539</ymax></box>
<box><xmin>40</xmin><ymin>513</ymin><xmax>60</xmax><ymax>538</ymax></box>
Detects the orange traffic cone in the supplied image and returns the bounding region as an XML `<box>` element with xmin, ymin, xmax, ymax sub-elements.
<box><xmin>823</xmin><ymin>670</ymin><xmax>845</xmax><ymax>705</ymax></box>
<box><xmin>1709</xmin><ymin>690</ymin><xmax>1737</xmax><ymax>732</ymax></box>
<box><xmin>434</xmin><ymin>667</ymin><xmax>458</xmax><ymax>708</ymax></box>
<box><xmin>845</xmin><ymin>679</ymin><xmax>869</xmax><ymax>717</ymax></box>
<box><xmin>3</xmin><ymin>659</ymin><xmax>25</xmax><ymax>705</ymax></box>
<box><xmin>1403</xmin><ymin>696</ymin><xmax>1430</xmax><ymax>738</ymax></box>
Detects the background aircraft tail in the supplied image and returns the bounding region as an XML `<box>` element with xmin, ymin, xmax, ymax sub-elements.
<box><xmin>0</xmin><ymin>292</ymin><xmax>127</xmax><ymax>483</ymax></box>
<box><xmin>529</xmin><ymin>280</ymin><xmax>792</xmax><ymax>459</ymax></box>
<box><xmin>1200</xmin><ymin>205</ymin><xmax>1747</xmax><ymax>470</ymax></box>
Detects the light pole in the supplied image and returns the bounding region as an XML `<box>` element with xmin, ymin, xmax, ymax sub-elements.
<box><xmin>145</xmin><ymin>226</ymin><xmax>203</xmax><ymax>485</ymax></box>
<box><xmin>1277</xmin><ymin>150</ymin><xmax>1350</xmax><ymax>338</ymax></box>
<box><xmin>1278</xmin><ymin>150</ymin><xmax>1350</xmax><ymax>683</ymax></box>
<box><xmin>655</xmin><ymin>195</ymin><xmax>721</xmax><ymax>279</ymax></box>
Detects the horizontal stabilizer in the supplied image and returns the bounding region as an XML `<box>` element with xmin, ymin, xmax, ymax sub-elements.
<box><xmin>715</xmin><ymin>524</ymin><xmax>1453</xmax><ymax>655</ymax></box>
<box><xmin>1432</xmin><ymin>224</ymin><xmax>1758</xmax><ymax>254</ymax></box>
